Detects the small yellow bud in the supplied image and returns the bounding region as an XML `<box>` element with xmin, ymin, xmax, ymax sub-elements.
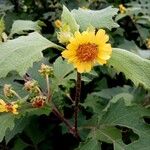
<box><xmin>54</xmin><ymin>19</ymin><xmax>62</xmax><ymax>28</ymax></box>
<box><xmin>119</xmin><ymin>4</ymin><xmax>126</xmax><ymax>14</ymax></box>
<box><xmin>38</xmin><ymin>63</ymin><xmax>53</xmax><ymax>77</ymax></box>
<box><xmin>146</xmin><ymin>38</ymin><xmax>150</xmax><ymax>49</ymax></box>
<box><xmin>3</xmin><ymin>84</ymin><xmax>14</xmax><ymax>97</ymax></box>
<box><xmin>57</xmin><ymin>23</ymin><xmax>73</xmax><ymax>44</ymax></box>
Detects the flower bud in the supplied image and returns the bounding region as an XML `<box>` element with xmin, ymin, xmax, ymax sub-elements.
<box><xmin>119</xmin><ymin>4</ymin><xmax>126</xmax><ymax>14</ymax></box>
<box><xmin>57</xmin><ymin>24</ymin><xmax>73</xmax><ymax>44</ymax></box>
<box><xmin>3</xmin><ymin>84</ymin><xmax>14</xmax><ymax>97</ymax></box>
<box><xmin>146</xmin><ymin>38</ymin><xmax>150</xmax><ymax>49</ymax></box>
<box><xmin>38</xmin><ymin>64</ymin><xmax>53</xmax><ymax>77</ymax></box>
<box><xmin>32</xmin><ymin>96</ymin><xmax>46</xmax><ymax>108</ymax></box>
<box><xmin>54</xmin><ymin>19</ymin><xmax>62</xmax><ymax>29</ymax></box>
<box><xmin>0</xmin><ymin>99</ymin><xmax>19</xmax><ymax>115</ymax></box>
<box><xmin>24</xmin><ymin>80</ymin><xmax>39</xmax><ymax>94</ymax></box>
<box><xmin>5</xmin><ymin>103</ymin><xmax>19</xmax><ymax>115</ymax></box>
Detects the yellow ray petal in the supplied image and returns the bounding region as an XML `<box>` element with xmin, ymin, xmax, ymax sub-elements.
<box><xmin>97</xmin><ymin>58</ymin><xmax>107</xmax><ymax>65</ymax></box>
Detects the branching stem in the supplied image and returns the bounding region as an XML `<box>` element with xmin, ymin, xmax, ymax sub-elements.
<box><xmin>11</xmin><ymin>90</ymin><xmax>22</xmax><ymax>100</ymax></box>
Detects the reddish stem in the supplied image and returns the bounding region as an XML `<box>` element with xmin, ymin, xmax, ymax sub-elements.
<box><xmin>74</xmin><ymin>72</ymin><xmax>81</xmax><ymax>137</ymax></box>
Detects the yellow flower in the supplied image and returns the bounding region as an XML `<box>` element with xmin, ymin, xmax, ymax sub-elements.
<box><xmin>5</xmin><ymin>103</ymin><xmax>19</xmax><ymax>115</ymax></box>
<box><xmin>0</xmin><ymin>99</ymin><xmax>7</xmax><ymax>112</ymax></box>
<box><xmin>0</xmin><ymin>99</ymin><xmax>19</xmax><ymax>115</ymax></box>
<box><xmin>62</xmin><ymin>29</ymin><xmax>112</xmax><ymax>73</ymax></box>
<box><xmin>119</xmin><ymin>4</ymin><xmax>126</xmax><ymax>14</ymax></box>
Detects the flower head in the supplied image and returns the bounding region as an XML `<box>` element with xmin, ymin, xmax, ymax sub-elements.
<box><xmin>0</xmin><ymin>99</ymin><xmax>19</xmax><ymax>115</ymax></box>
<box><xmin>38</xmin><ymin>63</ymin><xmax>53</xmax><ymax>77</ymax></box>
<box><xmin>5</xmin><ymin>103</ymin><xmax>19</xmax><ymax>115</ymax></box>
<box><xmin>3</xmin><ymin>84</ymin><xmax>14</xmax><ymax>97</ymax></box>
<box><xmin>32</xmin><ymin>96</ymin><xmax>46</xmax><ymax>108</ymax></box>
<box><xmin>24</xmin><ymin>80</ymin><xmax>39</xmax><ymax>94</ymax></box>
<box><xmin>62</xmin><ymin>29</ymin><xmax>112</xmax><ymax>73</ymax></box>
<box><xmin>119</xmin><ymin>4</ymin><xmax>126</xmax><ymax>14</ymax></box>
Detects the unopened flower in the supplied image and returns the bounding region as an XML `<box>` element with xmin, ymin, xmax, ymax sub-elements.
<box><xmin>119</xmin><ymin>4</ymin><xmax>126</xmax><ymax>14</ymax></box>
<box><xmin>62</xmin><ymin>29</ymin><xmax>112</xmax><ymax>73</ymax></box>
<box><xmin>54</xmin><ymin>19</ymin><xmax>62</xmax><ymax>28</ymax></box>
<box><xmin>32</xmin><ymin>96</ymin><xmax>46</xmax><ymax>108</ymax></box>
<box><xmin>146</xmin><ymin>38</ymin><xmax>150</xmax><ymax>49</ymax></box>
<box><xmin>38</xmin><ymin>64</ymin><xmax>53</xmax><ymax>77</ymax></box>
<box><xmin>57</xmin><ymin>24</ymin><xmax>73</xmax><ymax>44</ymax></box>
<box><xmin>3</xmin><ymin>84</ymin><xmax>14</xmax><ymax>97</ymax></box>
<box><xmin>24</xmin><ymin>80</ymin><xmax>40</xmax><ymax>94</ymax></box>
<box><xmin>0</xmin><ymin>99</ymin><xmax>19</xmax><ymax>115</ymax></box>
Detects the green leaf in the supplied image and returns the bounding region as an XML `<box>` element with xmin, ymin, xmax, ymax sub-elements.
<box><xmin>0</xmin><ymin>32</ymin><xmax>63</xmax><ymax>78</ymax></box>
<box><xmin>88</xmin><ymin>126</ymin><xmax>123</xmax><ymax>148</ymax></box>
<box><xmin>24</xmin><ymin>105</ymin><xmax>51</xmax><ymax>116</ymax></box>
<box><xmin>108</xmin><ymin>48</ymin><xmax>150</xmax><ymax>89</ymax></box>
<box><xmin>52</xmin><ymin>57</ymin><xmax>75</xmax><ymax>91</ymax></box>
<box><xmin>93</xmin><ymin>86</ymin><xmax>131</xmax><ymax>99</ymax></box>
<box><xmin>76</xmin><ymin>139</ymin><xmax>100</xmax><ymax>150</ymax></box>
<box><xmin>0</xmin><ymin>113</ymin><xmax>15</xmax><ymax>142</ymax></box>
<box><xmin>0</xmin><ymin>72</ymin><xmax>28</xmax><ymax>99</ymax></box>
<box><xmin>5</xmin><ymin>116</ymin><xmax>29</xmax><ymax>143</ymax></box>
<box><xmin>101</xmin><ymin>100</ymin><xmax>150</xmax><ymax>150</ymax></box>
<box><xmin>118</xmin><ymin>40</ymin><xmax>150</xmax><ymax>59</ymax></box>
<box><xmin>82</xmin><ymin>94</ymin><xmax>104</xmax><ymax>114</ymax></box>
<box><xmin>79</xmin><ymin>100</ymin><xmax>150</xmax><ymax>150</ymax></box>
<box><xmin>53</xmin><ymin>57</ymin><xmax>74</xmax><ymax>80</ymax></box>
<box><xmin>12</xmin><ymin>138</ymin><xmax>28</xmax><ymax>150</ymax></box>
<box><xmin>127</xmin><ymin>0</ymin><xmax>150</xmax><ymax>16</ymax></box>
<box><xmin>10</xmin><ymin>20</ymin><xmax>45</xmax><ymax>37</ymax></box>
<box><xmin>24</xmin><ymin>116</ymin><xmax>46</xmax><ymax>145</ymax></box>
<box><xmin>71</xmin><ymin>6</ymin><xmax>119</xmax><ymax>31</ymax></box>
<box><xmin>61</xmin><ymin>5</ymin><xmax>79</xmax><ymax>33</ymax></box>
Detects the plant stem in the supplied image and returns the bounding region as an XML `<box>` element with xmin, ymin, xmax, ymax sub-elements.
<box><xmin>74</xmin><ymin>72</ymin><xmax>81</xmax><ymax>137</ymax></box>
<box><xmin>36</xmin><ymin>87</ymin><xmax>43</xmax><ymax>96</ymax></box>
<box><xmin>45</xmin><ymin>74</ymin><xmax>51</xmax><ymax>101</ymax></box>
<box><xmin>53</xmin><ymin>106</ymin><xmax>74</xmax><ymax>132</ymax></box>
<box><xmin>11</xmin><ymin>90</ymin><xmax>22</xmax><ymax>100</ymax></box>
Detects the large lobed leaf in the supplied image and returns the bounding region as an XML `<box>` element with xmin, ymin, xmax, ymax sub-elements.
<box><xmin>0</xmin><ymin>114</ymin><xmax>15</xmax><ymax>142</ymax></box>
<box><xmin>108</xmin><ymin>48</ymin><xmax>150</xmax><ymax>90</ymax></box>
<box><xmin>61</xmin><ymin>5</ymin><xmax>79</xmax><ymax>33</ymax></box>
<box><xmin>71</xmin><ymin>6</ymin><xmax>119</xmax><ymax>31</ymax></box>
<box><xmin>101</xmin><ymin>100</ymin><xmax>150</xmax><ymax>150</ymax></box>
<box><xmin>9</xmin><ymin>20</ymin><xmax>44</xmax><ymax>37</ymax></box>
<box><xmin>0</xmin><ymin>32</ymin><xmax>63</xmax><ymax>78</ymax></box>
<box><xmin>78</xmin><ymin>100</ymin><xmax>150</xmax><ymax>150</ymax></box>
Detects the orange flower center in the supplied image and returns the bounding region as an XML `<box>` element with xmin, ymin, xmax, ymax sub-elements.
<box><xmin>76</xmin><ymin>43</ymin><xmax>98</xmax><ymax>62</ymax></box>
<box><xmin>5</xmin><ymin>104</ymin><xmax>13</xmax><ymax>112</ymax></box>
